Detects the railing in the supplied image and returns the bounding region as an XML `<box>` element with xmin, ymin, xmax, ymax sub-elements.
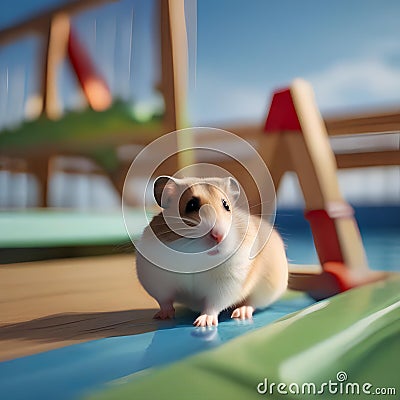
<box><xmin>202</xmin><ymin>109</ymin><xmax>398</xmax><ymax>211</ymax></box>
<box><xmin>223</xmin><ymin>110</ymin><xmax>400</xmax><ymax>168</ymax></box>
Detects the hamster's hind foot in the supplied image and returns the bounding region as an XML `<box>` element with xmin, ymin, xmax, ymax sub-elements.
<box><xmin>153</xmin><ymin>303</ymin><xmax>175</xmax><ymax>320</ymax></box>
<box><xmin>231</xmin><ymin>305</ymin><xmax>254</xmax><ymax>320</ymax></box>
<box><xmin>193</xmin><ymin>313</ymin><xmax>218</xmax><ymax>327</ymax></box>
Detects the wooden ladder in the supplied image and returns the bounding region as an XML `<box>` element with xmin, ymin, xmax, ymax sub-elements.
<box><xmin>261</xmin><ymin>79</ymin><xmax>388</xmax><ymax>299</ymax></box>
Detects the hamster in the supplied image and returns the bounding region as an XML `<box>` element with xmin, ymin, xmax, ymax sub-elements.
<box><xmin>135</xmin><ymin>176</ymin><xmax>288</xmax><ymax>327</ymax></box>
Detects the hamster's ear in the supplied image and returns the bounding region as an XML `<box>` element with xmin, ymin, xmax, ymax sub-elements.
<box><xmin>226</xmin><ymin>177</ymin><xmax>240</xmax><ymax>203</ymax></box>
<box><xmin>154</xmin><ymin>176</ymin><xmax>177</xmax><ymax>208</ymax></box>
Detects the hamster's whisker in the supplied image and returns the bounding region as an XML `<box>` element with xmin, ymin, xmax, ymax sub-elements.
<box><xmin>248</xmin><ymin>199</ymin><xmax>274</xmax><ymax>207</ymax></box>
<box><xmin>152</xmin><ymin>220</ymin><xmax>197</xmax><ymax>226</ymax></box>
<box><xmin>169</xmin><ymin>216</ymin><xmax>198</xmax><ymax>225</ymax></box>
<box><xmin>248</xmin><ymin>200</ymin><xmax>275</xmax><ymax>210</ymax></box>
<box><xmin>151</xmin><ymin>223</ymin><xmax>198</xmax><ymax>230</ymax></box>
<box><xmin>160</xmin><ymin>215</ymin><xmax>195</xmax><ymax>221</ymax></box>
<box><xmin>156</xmin><ymin>227</ymin><xmax>198</xmax><ymax>238</ymax></box>
<box><xmin>151</xmin><ymin>221</ymin><xmax>198</xmax><ymax>228</ymax></box>
<box><xmin>169</xmin><ymin>227</ymin><xmax>197</xmax><ymax>233</ymax></box>
<box><xmin>151</xmin><ymin>216</ymin><xmax>199</xmax><ymax>226</ymax></box>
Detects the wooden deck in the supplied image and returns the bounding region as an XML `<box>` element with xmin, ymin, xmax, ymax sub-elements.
<box><xmin>0</xmin><ymin>254</ymin><xmax>159</xmax><ymax>362</ymax></box>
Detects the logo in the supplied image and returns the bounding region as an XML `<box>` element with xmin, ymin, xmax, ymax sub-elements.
<box><xmin>257</xmin><ymin>371</ymin><xmax>396</xmax><ymax>396</ymax></box>
<box><xmin>122</xmin><ymin>127</ymin><xmax>276</xmax><ymax>273</ymax></box>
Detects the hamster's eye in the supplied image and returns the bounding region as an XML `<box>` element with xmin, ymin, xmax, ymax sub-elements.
<box><xmin>185</xmin><ymin>197</ymin><xmax>200</xmax><ymax>213</ymax></box>
<box><xmin>222</xmin><ymin>199</ymin><xmax>230</xmax><ymax>212</ymax></box>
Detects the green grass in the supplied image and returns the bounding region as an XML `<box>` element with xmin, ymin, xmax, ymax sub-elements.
<box><xmin>0</xmin><ymin>101</ymin><xmax>164</xmax><ymax>153</ymax></box>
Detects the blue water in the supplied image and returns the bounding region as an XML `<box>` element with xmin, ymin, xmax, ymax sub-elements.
<box><xmin>276</xmin><ymin>206</ymin><xmax>400</xmax><ymax>272</ymax></box>
<box><xmin>281</xmin><ymin>227</ymin><xmax>400</xmax><ymax>272</ymax></box>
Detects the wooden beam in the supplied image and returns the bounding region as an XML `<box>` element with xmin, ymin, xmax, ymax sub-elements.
<box><xmin>0</xmin><ymin>0</ymin><xmax>114</xmax><ymax>45</ymax></box>
<box><xmin>159</xmin><ymin>0</ymin><xmax>176</xmax><ymax>131</ymax></box>
<box><xmin>336</xmin><ymin>150</ymin><xmax>400</xmax><ymax>168</ymax></box>
<box><xmin>289</xmin><ymin>80</ymin><xmax>344</xmax><ymax>208</ymax></box>
<box><xmin>325</xmin><ymin>109</ymin><xmax>400</xmax><ymax>136</ymax></box>
<box><xmin>159</xmin><ymin>0</ymin><xmax>191</xmax><ymax>169</ymax></box>
<box><xmin>288</xmin><ymin>79</ymin><xmax>369</xmax><ymax>271</ymax></box>
<box><xmin>168</xmin><ymin>0</ymin><xmax>188</xmax><ymax>131</ymax></box>
<box><xmin>29</xmin><ymin>156</ymin><xmax>51</xmax><ymax>207</ymax></box>
<box><xmin>221</xmin><ymin>107</ymin><xmax>400</xmax><ymax>140</ymax></box>
<box><xmin>41</xmin><ymin>13</ymin><xmax>71</xmax><ymax>119</ymax></box>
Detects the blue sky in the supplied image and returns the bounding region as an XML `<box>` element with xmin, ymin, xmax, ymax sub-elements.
<box><xmin>193</xmin><ymin>0</ymin><xmax>400</xmax><ymax>123</ymax></box>
<box><xmin>1</xmin><ymin>0</ymin><xmax>400</xmax><ymax>126</ymax></box>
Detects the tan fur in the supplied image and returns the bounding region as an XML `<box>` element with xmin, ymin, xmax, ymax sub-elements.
<box><xmin>136</xmin><ymin>176</ymin><xmax>288</xmax><ymax>326</ymax></box>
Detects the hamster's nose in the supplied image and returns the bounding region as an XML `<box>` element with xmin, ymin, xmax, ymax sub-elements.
<box><xmin>210</xmin><ymin>230</ymin><xmax>223</xmax><ymax>244</ymax></box>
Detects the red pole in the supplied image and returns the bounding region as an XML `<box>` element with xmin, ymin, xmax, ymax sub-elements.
<box><xmin>67</xmin><ymin>27</ymin><xmax>112</xmax><ymax>111</ymax></box>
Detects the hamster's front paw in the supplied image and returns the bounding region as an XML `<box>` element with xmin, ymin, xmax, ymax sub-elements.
<box><xmin>193</xmin><ymin>313</ymin><xmax>218</xmax><ymax>327</ymax></box>
<box><xmin>231</xmin><ymin>305</ymin><xmax>254</xmax><ymax>320</ymax></box>
<box><xmin>153</xmin><ymin>304</ymin><xmax>175</xmax><ymax>320</ymax></box>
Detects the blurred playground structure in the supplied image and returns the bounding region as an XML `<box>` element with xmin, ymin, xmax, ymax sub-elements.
<box><xmin>0</xmin><ymin>0</ymin><xmax>189</xmax><ymax>208</ymax></box>
<box><xmin>0</xmin><ymin>0</ymin><xmax>399</xmax><ymax>210</ymax></box>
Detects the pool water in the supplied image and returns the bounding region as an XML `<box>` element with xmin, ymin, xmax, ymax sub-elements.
<box><xmin>281</xmin><ymin>227</ymin><xmax>400</xmax><ymax>272</ymax></box>
<box><xmin>275</xmin><ymin>206</ymin><xmax>400</xmax><ymax>272</ymax></box>
<box><xmin>360</xmin><ymin>228</ymin><xmax>400</xmax><ymax>271</ymax></box>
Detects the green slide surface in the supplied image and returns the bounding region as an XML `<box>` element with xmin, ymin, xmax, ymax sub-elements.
<box><xmin>87</xmin><ymin>276</ymin><xmax>400</xmax><ymax>400</ymax></box>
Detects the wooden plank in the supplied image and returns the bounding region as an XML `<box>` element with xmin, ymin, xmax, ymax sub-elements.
<box><xmin>218</xmin><ymin>125</ymin><xmax>399</xmax><ymax>171</ymax></box>
<box><xmin>0</xmin><ymin>254</ymin><xmax>158</xmax><ymax>361</ymax></box>
<box><xmin>0</xmin><ymin>0</ymin><xmax>114</xmax><ymax>45</ymax></box>
<box><xmin>168</xmin><ymin>0</ymin><xmax>188</xmax><ymax>131</ymax></box>
<box><xmin>221</xmin><ymin>109</ymin><xmax>400</xmax><ymax>140</ymax></box>
<box><xmin>325</xmin><ymin>110</ymin><xmax>400</xmax><ymax>136</ymax></box>
<box><xmin>336</xmin><ymin>150</ymin><xmax>400</xmax><ymax>168</ymax></box>
<box><xmin>29</xmin><ymin>155</ymin><xmax>51</xmax><ymax>207</ymax></box>
<box><xmin>289</xmin><ymin>80</ymin><xmax>343</xmax><ymax>206</ymax></box>
<box><xmin>288</xmin><ymin>79</ymin><xmax>369</xmax><ymax>271</ymax></box>
<box><xmin>42</xmin><ymin>13</ymin><xmax>71</xmax><ymax>119</ymax></box>
<box><xmin>258</xmin><ymin>134</ymin><xmax>291</xmax><ymax>192</ymax></box>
